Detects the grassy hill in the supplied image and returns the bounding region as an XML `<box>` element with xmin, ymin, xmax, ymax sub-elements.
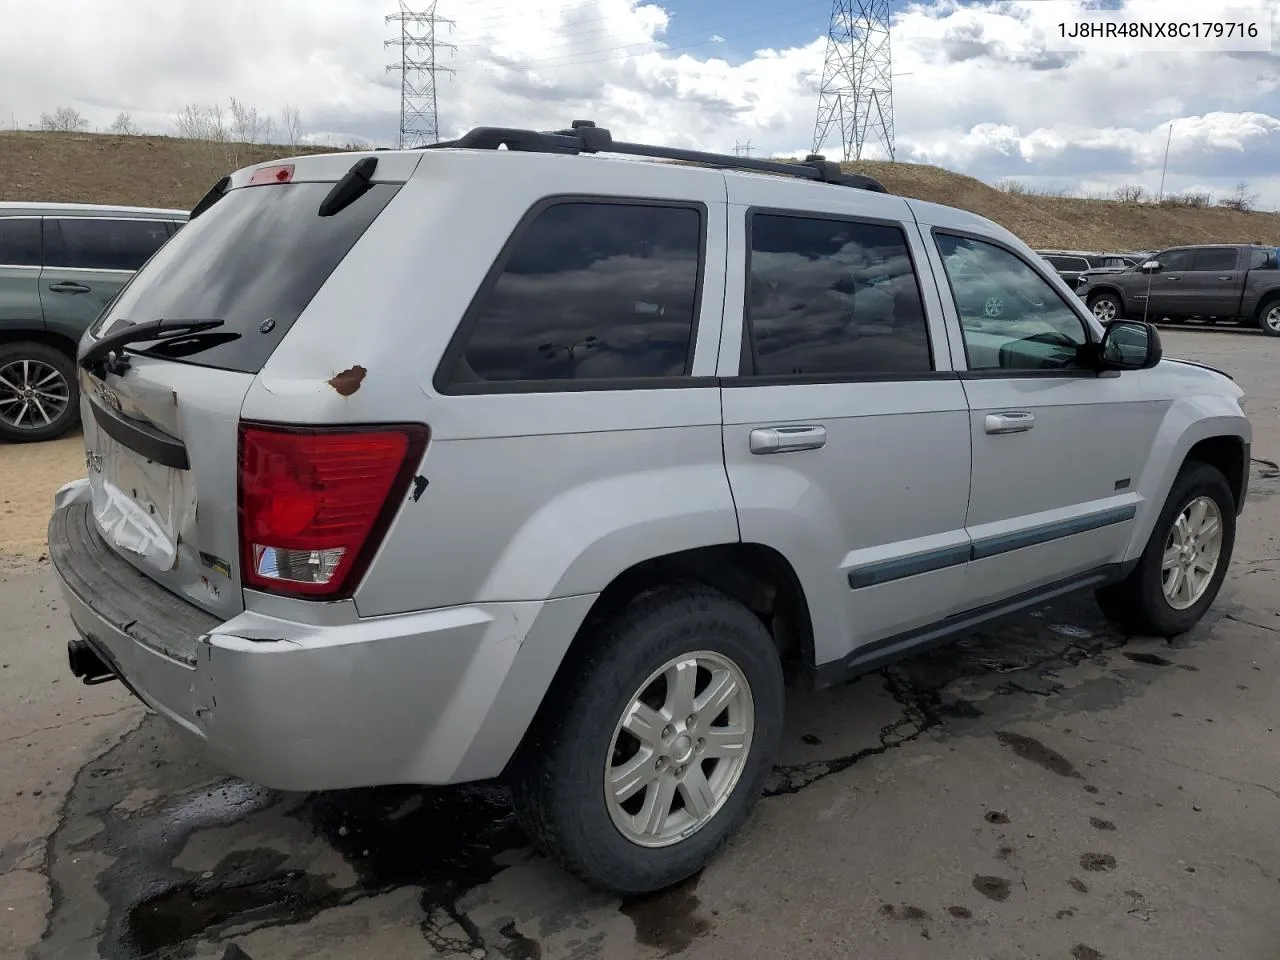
<box><xmin>3</xmin><ymin>131</ymin><xmax>1278</xmax><ymax>250</ymax></box>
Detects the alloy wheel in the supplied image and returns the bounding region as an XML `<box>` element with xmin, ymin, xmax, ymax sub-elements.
<box><xmin>604</xmin><ymin>650</ymin><xmax>754</xmax><ymax>848</ymax></box>
<box><xmin>0</xmin><ymin>358</ymin><xmax>71</xmax><ymax>432</ymax></box>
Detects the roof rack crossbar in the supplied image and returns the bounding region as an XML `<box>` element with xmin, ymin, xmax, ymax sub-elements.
<box><xmin>417</xmin><ymin>121</ymin><xmax>889</xmax><ymax>193</ymax></box>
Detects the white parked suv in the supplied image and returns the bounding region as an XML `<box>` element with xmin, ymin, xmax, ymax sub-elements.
<box><xmin>48</xmin><ymin>122</ymin><xmax>1250</xmax><ymax>895</ymax></box>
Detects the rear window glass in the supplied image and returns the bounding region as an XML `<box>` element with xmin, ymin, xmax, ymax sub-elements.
<box><xmin>100</xmin><ymin>182</ymin><xmax>399</xmax><ymax>373</ymax></box>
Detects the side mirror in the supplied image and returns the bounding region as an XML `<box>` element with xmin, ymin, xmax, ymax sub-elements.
<box><xmin>1099</xmin><ymin>320</ymin><xmax>1162</xmax><ymax>370</ymax></box>
<box><xmin>1140</xmin><ymin>260</ymin><xmax>1161</xmax><ymax>273</ymax></box>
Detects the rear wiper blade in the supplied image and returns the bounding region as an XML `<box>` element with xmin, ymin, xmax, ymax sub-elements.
<box><xmin>79</xmin><ymin>319</ymin><xmax>226</xmax><ymax>375</ymax></box>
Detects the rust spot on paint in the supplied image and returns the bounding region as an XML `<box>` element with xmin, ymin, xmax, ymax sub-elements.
<box><xmin>328</xmin><ymin>365</ymin><xmax>367</xmax><ymax>397</ymax></box>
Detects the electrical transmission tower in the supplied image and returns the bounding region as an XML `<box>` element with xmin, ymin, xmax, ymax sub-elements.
<box><xmin>812</xmin><ymin>0</ymin><xmax>895</xmax><ymax>162</ymax></box>
<box><xmin>734</xmin><ymin>140</ymin><xmax>754</xmax><ymax>158</ymax></box>
<box><xmin>385</xmin><ymin>1</ymin><xmax>455</xmax><ymax>149</ymax></box>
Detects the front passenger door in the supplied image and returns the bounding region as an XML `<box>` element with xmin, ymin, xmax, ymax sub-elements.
<box><xmin>931</xmin><ymin>232</ymin><xmax>1163</xmax><ymax>611</ymax></box>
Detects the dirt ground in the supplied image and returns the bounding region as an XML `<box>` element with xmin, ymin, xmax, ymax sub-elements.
<box><xmin>2</xmin><ymin>327</ymin><xmax>1279</xmax><ymax>960</ymax></box>
<box><xmin>0</xmin><ymin>430</ymin><xmax>84</xmax><ymax>562</ymax></box>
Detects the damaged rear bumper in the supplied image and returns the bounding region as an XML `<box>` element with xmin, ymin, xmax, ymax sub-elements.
<box><xmin>47</xmin><ymin>480</ymin><xmax>595</xmax><ymax>791</ymax></box>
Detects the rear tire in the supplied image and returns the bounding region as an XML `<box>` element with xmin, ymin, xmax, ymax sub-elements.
<box><xmin>0</xmin><ymin>342</ymin><xmax>80</xmax><ymax>443</ymax></box>
<box><xmin>1095</xmin><ymin>462</ymin><xmax>1235</xmax><ymax>636</ymax></box>
<box><xmin>1257</xmin><ymin>299</ymin><xmax>1280</xmax><ymax>337</ymax></box>
<box><xmin>509</xmin><ymin>583</ymin><xmax>785</xmax><ymax>895</ymax></box>
<box><xmin>1087</xmin><ymin>293</ymin><xmax>1123</xmax><ymax>325</ymax></box>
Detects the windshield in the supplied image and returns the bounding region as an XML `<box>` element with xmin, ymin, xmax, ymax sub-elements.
<box><xmin>98</xmin><ymin>181</ymin><xmax>400</xmax><ymax>373</ymax></box>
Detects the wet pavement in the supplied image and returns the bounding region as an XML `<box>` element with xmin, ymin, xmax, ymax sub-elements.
<box><xmin>4</xmin><ymin>328</ymin><xmax>1280</xmax><ymax>960</ymax></box>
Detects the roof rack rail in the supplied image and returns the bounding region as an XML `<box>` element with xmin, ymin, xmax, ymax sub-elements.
<box><xmin>422</xmin><ymin>120</ymin><xmax>888</xmax><ymax>194</ymax></box>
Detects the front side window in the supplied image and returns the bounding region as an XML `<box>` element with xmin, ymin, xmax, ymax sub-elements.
<box><xmin>1191</xmin><ymin>248</ymin><xmax>1237</xmax><ymax>272</ymax></box>
<box><xmin>446</xmin><ymin>201</ymin><xmax>703</xmax><ymax>386</ymax></box>
<box><xmin>744</xmin><ymin>213</ymin><xmax>932</xmax><ymax>377</ymax></box>
<box><xmin>1153</xmin><ymin>249</ymin><xmax>1195</xmax><ymax>272</ymax></box>
<box><xmin>46</xmin><ymin>218</ymin><xmax>172</xmax><ymax>271</ymax></box>
<box><xmin>0</xmin><ymin>218</ymin><xmax>41</xmax><ymax>267</ymax></box>
<box><xmin>936</xmin><ymin>233</ymin><xmax>1089</xmax><ymax>372</ymax></box>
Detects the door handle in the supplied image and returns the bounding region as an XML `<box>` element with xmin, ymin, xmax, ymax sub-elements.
<box><xmin>984</xmin><ymin>411</ymin><xmax>1035</xmax><ymax>435</ymax></box>
<box><xmin>749</xmin><ymin>424</ymin><xmax>827</xmax><ymax>455</ymax></box>
<box><xmin>1165</xmin><ymin>275</ymin><xmax>1181</xmax><ymax>281</ymax></box>
<box><xmin>48</xmin><ymin>281</ymin><xmax>91</xmax><ymax>294</ymax></box>
<box><xmin>1217</xmin><ymin>276</ymin><xmax>1232</xmax><ymax>280</ymax></box>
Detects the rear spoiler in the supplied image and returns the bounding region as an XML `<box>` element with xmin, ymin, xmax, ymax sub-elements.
<box><xmin>188</xmin><ymin>157</ymin><xmax>384</xmax><ymax>222</ymax></box>
<box><xmin>188</xmin><ymin>176</ymin><xmax>230</xmax><ymax>222</ymax></box>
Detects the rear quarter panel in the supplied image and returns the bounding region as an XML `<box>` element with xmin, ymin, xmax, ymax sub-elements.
<box><xmin>1241</xmin><ymin>270</ymin><xmax>1280</xmax><ymax>318</ymax></box>
<box><xmin>240</xmin><ymin>151</ymin><xmax>740</xmax><ymax>617</ymax></box>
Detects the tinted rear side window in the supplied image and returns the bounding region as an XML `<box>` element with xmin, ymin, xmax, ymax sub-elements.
<box><xmin>0</xmin><ymin>218</ymin><xmax>41</xmax><ymax>267</ymax></box>
<box><xmin>103</xmin><ymin>183</ymin><xmax>399</xmax><ymax>373</ymax></box>
<box><xmin>442</xmin><ymin>200</ymin><xmax>704</xmax><ymax>389</ymax></box>
<box><xmin>46</xmin><ymin>218</ymin><xmax>173</xmax><ymax>271</ymax></box>
<box><xmin>744</xmin><ymin>213</ymin><xmax>932</xmax><ymax>377</ymax></box>
<box><xmin>1191</xmin><ymin>248</ymin><xmax>1237</xmax><ymax>272</ymax></box>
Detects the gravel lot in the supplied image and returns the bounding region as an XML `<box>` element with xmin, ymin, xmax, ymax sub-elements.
<box><xmin>2</xmin><ymin>327</ymin><xmax>1278</xmax><ymax>960</ymax></box>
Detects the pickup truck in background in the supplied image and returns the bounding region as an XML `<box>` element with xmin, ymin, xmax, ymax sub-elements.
<box><xmin>1079</xmin><ymin>243</ymin><xmax>1280</xmax><ymax>337</ymax></box>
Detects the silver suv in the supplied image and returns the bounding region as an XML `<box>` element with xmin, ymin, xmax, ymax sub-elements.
<box><xmin>47</xmin><ymin>123</ymin><xmax>1250</xmax><ymax>895</ymax></box>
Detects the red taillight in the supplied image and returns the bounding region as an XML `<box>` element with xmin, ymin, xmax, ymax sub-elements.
<box><xmin>248</xmin><ymin>163</ymin><xmax>295</xmax><ymax>186</ymax></box>
<box><xmin>237</xmin><ymin>423</ymin><xmax>428</xmax><ymax>598</ymax></box>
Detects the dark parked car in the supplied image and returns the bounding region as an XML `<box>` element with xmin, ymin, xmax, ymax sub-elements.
<box><xmin>0</xmin><ymin>203</ymin><xmax>187</xmax><ymax>442</ymax></box>
<box><xmin>1078</xmin><ymin>244</ymin><xmax>1280</xmax><ymax>335</ymax></box>
<box><xmin>1036</xmin><ymin>250</ymin><xmax>1149</xmax><ymax>290</ymax></box>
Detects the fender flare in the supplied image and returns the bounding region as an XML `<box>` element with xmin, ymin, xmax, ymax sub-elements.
<box><xmin>1122</xmin><ymin>399</ymin><xmax>1250</xmax><ymax>561</ymax></box>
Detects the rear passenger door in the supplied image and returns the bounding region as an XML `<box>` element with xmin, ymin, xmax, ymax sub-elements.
<box><xmin>719</xmin><ymin>198</ymin><xmax>972</xmax><ymax>668</ymax></box>
<box><xmin>1183</xmin><ymin>247</ymin><xmax>1243</xmax><ymax>316</ymax></box>
<box><xmin>39</xmin><ymin>217</ymin><xmax>174</xmax><ymax>343</ymax></box>
<box><xmin>924</xmin><ymin>228</ymin><xmax>1159</xmax><ymax>611</ymax></box>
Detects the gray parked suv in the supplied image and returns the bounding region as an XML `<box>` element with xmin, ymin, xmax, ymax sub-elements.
<box><xmin>0</xmin><ymin>203</ymin><xmax>187</xmax><ymax>442</ymax></box>
<box><xmin>47</xmin><ymin>123</ymin><xmax>1251</xmax><ymax>895</ymax></box>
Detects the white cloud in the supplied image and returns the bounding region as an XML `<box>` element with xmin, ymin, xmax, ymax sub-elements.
<box><xmin>0</xmin><ymin>0</ymin><xmax>1277</xmax><ymax>207</ymax></box>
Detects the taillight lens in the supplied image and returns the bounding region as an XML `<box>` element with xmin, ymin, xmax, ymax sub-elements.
<box><xmin>237</xmin><ymin>423</ymin><xmax>428</xmax><ymax>598</ymax></box>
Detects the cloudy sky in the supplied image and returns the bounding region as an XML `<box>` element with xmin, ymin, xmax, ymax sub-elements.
<box><xmin>1</xmin><ymin>0</ymin><xmax>1278</xmax><ymax>208</ymax></box>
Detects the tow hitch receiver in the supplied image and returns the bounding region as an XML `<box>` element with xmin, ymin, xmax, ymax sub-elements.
<box><xmin>67</xmin><ymin>638</ymin><xmax>116</xmax><ymax>685</ymax></box>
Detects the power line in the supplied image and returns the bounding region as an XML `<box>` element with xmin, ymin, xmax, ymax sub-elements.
<box><xmin>813</xmin><ymin>0</ymin><xmax>895</xmax><ymax>162</ymax></box>
<box><xmin>386</xmin><ymin>0</ymin><xmax>456</xmax><ymax>148</ymax></box>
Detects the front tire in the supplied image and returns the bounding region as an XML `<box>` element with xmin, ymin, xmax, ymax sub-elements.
<box><xmin>0</xmin><ymin>342</ymin><xmax>80</xmax><ymax>443</ymax></box>
<box><xmin>509</xmin><ymin>583</ymin><xmax>785</xmax><ymax>895</ymax></box>
<box><xmin>1096</xmin><ymin>462</ymin><xmax>1236</xmax><ymax>636</ymax></box>
<box><xmin>1088</xmin><ymin>293</ymin><xmax>1123</xmax><ymax>325</ymax></box>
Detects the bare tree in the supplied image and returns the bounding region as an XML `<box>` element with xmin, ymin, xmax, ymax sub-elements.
<box><xmin>1113</xmin><ymin>184</ymin><xmax>1146</xmax><ymax>203</ymax></box>
<box><xmin>109</xmin><ymin>111</ymin><xmax>139</xmax><ymax>136</ymax></box>
<box><xmin>39</xmin><ymin>106</ymin><xmax>88</xmax><ymax>132</ymax></box>
<box><xmin>229</xmin><ymin>97</ymin><xmax>271</xmax><ymax>146</ymax></box>
<box><xmin>1219</xmin><ymin>181</ymin><xmax>1259</xmax><ymax>212</ymax></box>
<box><xmin>173</xmin><ymin>102</ymin><xmax>233</xmax><ymax>180</ymax></box>
<box><xmin>281</xmin><ymin>104</ymin><xmax>302</xmax><ymax>147</ymax></box>
<box><xmin>174</xmin><ymin>102</ymin><xmax>226</xmax><ymax>143</ymax></box>
<box><xmin>1159</xmin><ymin>191</ymin><xmax>1212</xmax><ymax>208</ymax></box>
